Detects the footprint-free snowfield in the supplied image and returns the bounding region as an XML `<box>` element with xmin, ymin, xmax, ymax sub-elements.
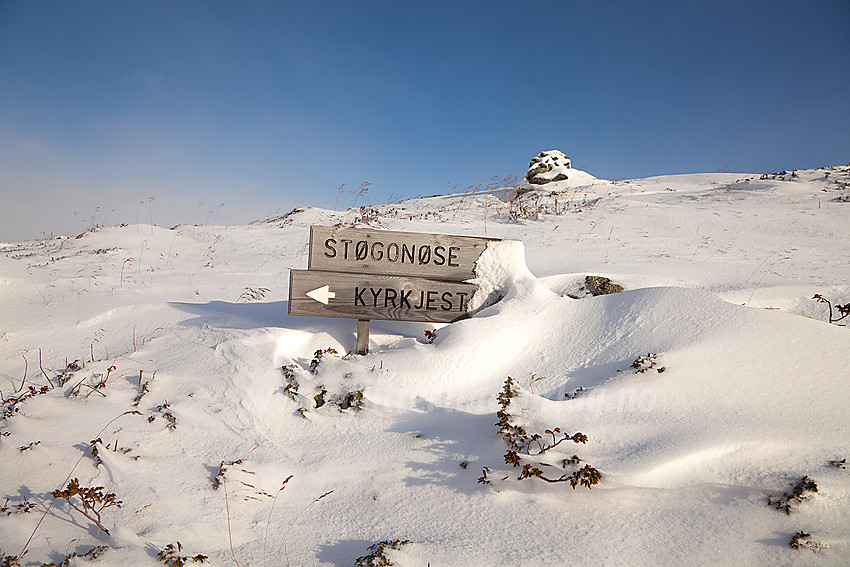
<box><xmin>1</xmin><ymin>167</ymin><xmax>849</xmax><ymax>565</ymax></box>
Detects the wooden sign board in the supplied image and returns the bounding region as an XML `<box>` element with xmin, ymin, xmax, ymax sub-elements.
<box><xmin>289</xmin><ymin>269</ymin><xmax>477</xmax><ymax>323</ymax></box>
<box><xmin>308</xmin><ymin>226</ymin><xmax>495</xmax><ymax>281</ymax></box>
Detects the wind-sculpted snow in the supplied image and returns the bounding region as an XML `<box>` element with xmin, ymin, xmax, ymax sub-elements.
<box><xmin>0</xmin><ymin>166</ymin><xmax>848</xmax><ymax>565</ymax></box>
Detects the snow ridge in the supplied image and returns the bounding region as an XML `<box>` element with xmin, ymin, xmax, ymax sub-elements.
<box><xmin>0</xmin><ymin>165</ymin><xmax>848</xmax><ymax>566</ymax></box>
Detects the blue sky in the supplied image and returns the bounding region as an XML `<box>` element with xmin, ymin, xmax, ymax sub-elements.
<box><xmin>1</xmin><ymin>0</ymin><xmax>848</xmax><ymax>241</ymax></box>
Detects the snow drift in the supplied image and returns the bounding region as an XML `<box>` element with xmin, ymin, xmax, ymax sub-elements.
<box><xmin>1</xmin><ymin>165</ymin><xmax>849</xmax><ymax>565</ymax></box>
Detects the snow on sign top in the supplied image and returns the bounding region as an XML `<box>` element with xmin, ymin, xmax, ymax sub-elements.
<box><xmin>308</xmin><ymin>225</ymin><xmax>498</xmax><ymax>281</ymax></box>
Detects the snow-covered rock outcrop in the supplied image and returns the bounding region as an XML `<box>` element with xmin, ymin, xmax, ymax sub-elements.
<box><xmin>526</xmin><ymin>149</ymin><xmax>572</xmax><ymax>185</ymax></box>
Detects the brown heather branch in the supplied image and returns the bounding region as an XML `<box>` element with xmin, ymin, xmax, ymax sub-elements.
<box><xmin>50</xmin><ymin>478</ymin><xmax>122</xmax><ymax>535</ymax></box>
<box><xmin>19</xmin><ymin>410</ymin><xmax>142</xmax><ymax>558</ymax></box>
<box><xmin>813</xmin><ymin>294</ymin><xmax>850</xmax><ymax>325</ymax></box>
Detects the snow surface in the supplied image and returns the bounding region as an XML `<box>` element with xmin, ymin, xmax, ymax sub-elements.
<box><xmin>1</xmin><ymin>165</ymin><xmax>849</xmax><ymax>565</ymax></box>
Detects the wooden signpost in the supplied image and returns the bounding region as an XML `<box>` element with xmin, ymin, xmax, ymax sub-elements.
<box><xmin>307</xmin><ymin>226</ymin><xmax>492</xmax><ymax>279</ymax></box>
<box><xmin>289</xmin><ymin>226</ymin><xmax>496</xmax><ymax>354</ymax></box>
<box><xmin>289</xmin><ymin>270</ymin><xmax>478</xmax><ymax>323</ymax></box>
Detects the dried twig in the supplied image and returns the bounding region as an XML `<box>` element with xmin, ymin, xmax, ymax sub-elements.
<box><xmin>281</xmin><ymin>490</ymin><xmax>334</xmax><ymax>566</ymax></box>
<box><xmin>39</xmin><ymin>348</ymin><xmax>53</xmax><ymax>388</ymax></box>
<box><xmin>20</xmin><ymin>354</ymin><xmax>27</xmax><ymax>392</ymax></box>
<box><xmin>202</xmin><ymin>407</ymin><xmax>245</xmax><ymax>431</ymax></box>
<box><xmin>263</xmin><ymin>475</ymin><xmax>294</xmax><ymax>567</ymax></box>
<box><xmin>216</xmin><ymin>287</ymin><xmax>269</xmax><ymax>348</ymax></box>
<box><xmin>223</xmin><ymin>478</ymin><xmax>243</xmax><ymax>567</ymax></box>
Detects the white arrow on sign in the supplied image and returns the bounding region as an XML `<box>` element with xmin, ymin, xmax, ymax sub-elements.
<box><xmin>306</xmin><ymin>284</ymin><xmax>335</xmax><ymax>305</ymax></box>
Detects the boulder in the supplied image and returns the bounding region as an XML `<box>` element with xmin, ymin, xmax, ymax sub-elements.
<box><xmin>583</xmin><ymin>275</ymin><xmax>624</xmax><ymax>296</ymax></box>
<box><xmin>526</xmin><ymin>150</ymin><xmax>572</xmax><ymax>185</ymax></box>
<box><xmin>562</xmin><ymin>275</ymin><xmax>625</xmax><ymax>299</ymax></box>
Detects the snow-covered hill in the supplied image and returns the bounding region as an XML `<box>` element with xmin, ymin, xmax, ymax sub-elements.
<box><xmin>1</xmin><ymin>165</ymin><xmax>849</xmax><ymax>566</ymax></box>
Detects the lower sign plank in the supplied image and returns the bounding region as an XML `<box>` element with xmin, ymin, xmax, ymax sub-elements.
<box><xmin>288</xmin><ymin>269</ymin><xmax>478</xmax><ymax>323</ymax></box>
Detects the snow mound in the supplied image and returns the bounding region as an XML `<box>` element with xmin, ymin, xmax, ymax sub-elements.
<box><xmin>469</xmin><ymin>239</ymin><xmax>542</xmax><ymax>311</ymax></box>
<box><xmin>1</xmin><ymin>164</ymin><xmax>849</xmax><ymax>565</ymax></box>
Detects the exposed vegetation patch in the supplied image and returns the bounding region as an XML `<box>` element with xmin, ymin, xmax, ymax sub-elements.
<box><xmin>1</xmin><ymin>498</ymin><xmax>35</xmax><ymax>515</ymax></box>
<box><xmin>156</xmin><ymin>542</ymin><xmax>209</xmax><ymax>566</ymax></box>
<box><xmin>50</xmin><ymin>478</ymin><xmax>122</xmax><ymax>535</ymax></box>
<box><xmin>337</xmin><ymin>390</ymin><xmax>364</xmax><ymax>410</ymax></box>
<box><xmin>133</xmin><ymin>370</ymin><xmax>154</xmax><ymax>406</ymax></box>
<box><xmin>41</xmin><ymin>545</ymin><xmax>109</xmax><ymax>566</ymax></box>
<box><xmin>309</xmin><ymin>347</ymin><xmax>338</xmax><ymax>373</ymax></box>
<box><xmin>812</xmin><ymin>294</ymin><xmax>849</xmax><ymax>325</ymax></box>
<box><xmin>212</xmin><ymin>459</ymin><xmax>242</xmax><ymax>490</ymax></box>
<box><xmin>2</xmin><ymin>385</ymin><xmax>50</xmax><ymax>420</ymax></box>
<box><xmin>768</xmin><ymin>476</ymin><xmax>818</xmax><ymax>515</ymax></box>
<box><xmin>17</xmin><ymin>440</ymin><xmax>41</xmax><ymax>453</ymax></box>
<box><xmin>281</xmin><ymin>364</ymin><xmax>299</xmax><ymax>400</ymax></box>
<box><xmin>491</xmin><ymin>377</ymin><xmax>601</xmax><ymax>488</ymax></box>
<box><xmin>789</xmin><ymin>531</ymin><xmax>826</xmax><ymax>552</ymax></box>
<box><xmin>630</xmin><ymin>353</ymin><xmax>665</xmax><ymax>374</ymax></box>
<box><xmin>564</xmin><ymin>386</ymin><xmax>587</xmax><ymax>400</ymax></box>
<box><xmin>151</xmin><ymin>401</ymin><xmax>177</xmax><ymax>430</ymax></box>
<box><xmin>355</xmin><ymin>539</ymin><xmax>411</xmax><ymax>567</ymax></box>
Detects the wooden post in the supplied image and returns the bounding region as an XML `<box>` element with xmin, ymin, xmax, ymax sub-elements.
<box><xmin>356</xmin><ymin>319</ymin><xmax>370</xmax><ymax>355</ymax></box>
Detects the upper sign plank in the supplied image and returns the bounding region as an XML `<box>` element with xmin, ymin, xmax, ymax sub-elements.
<box><xmin>309</xmin><ymin>226</ymin><xmax>496</xmax><ymax>281</ymax></box>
